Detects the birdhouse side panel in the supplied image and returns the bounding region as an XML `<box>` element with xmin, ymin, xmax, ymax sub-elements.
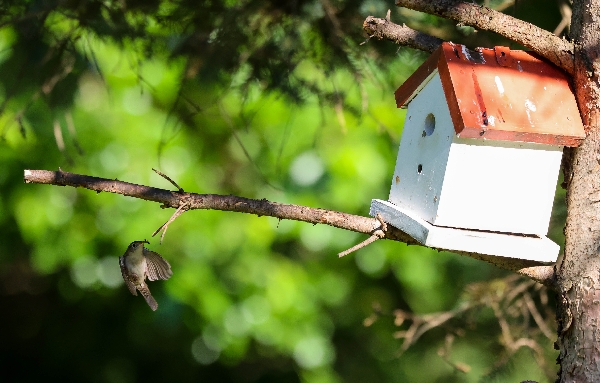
<box><xmin>389</xmin><ymin>73</ymin><xmax>454</xmax><ymax>224</ymax></box>
<box><xmin>434</xmin><ymin>138</ymin><xmax>563</xmax><ymax>235</ymax></box>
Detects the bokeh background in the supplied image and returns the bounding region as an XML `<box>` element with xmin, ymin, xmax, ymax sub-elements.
<box><xmin>0</xmin><ymin>1</ymin><xmax>567</xmax><ymax>382</ymax></box>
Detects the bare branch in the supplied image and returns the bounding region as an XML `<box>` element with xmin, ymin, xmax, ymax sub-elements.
<box><xmin>515</xmin><ymin>265</ymin><xmax>556</xmax><ymax>288</ymax></box>
<box><xmin>24</xmin><ymin>168</ymin><xmax>408</xmax><ymax>240</ymax></box>
<box><xmin>152</xmin><ymin>168</ymin><xmax>184</xmax><ymax>193</ymax></box>
<box><xmin>437</xmin><ymin>334</ymin><xmax>471</xmax><ymax>373</ymax></box>
<box><xmin>338</xmin><ymin>213</ymin><xmax>388</xmax><ymax>257</ymax></box>
<box><xmin>394</xmin><ymin>0</ymin><xmax>574</xmax><ymax>74</ymax></box>
<box><xmin>553</xmin><ymin>1</ymin><xmax>572</xmax><ymax>36</ymax></box>
<box><xmin>338</xmin><ymin>234</ymin><xmax>381</xmax><ymax>258</ymax></box>
<box><xmin>522</xmin><ymin>292</ymin><xmax>555</xmax><ymax>340</ymax></box>
<box><xmin>23</xmin><ymin>169</ymin><xmax>557</xmax><ymax>283</ymax></box>
<box><xmin>392</xmin><ymin>301</ymin><xmax>475</xmax><ymax>355</ymax></box>
<box><xmin>363</xmin><ymin>16</ymin><xmax>443</xmax><ymax>53</ymax></box>
<box><xmin>152</xmin><ymin>201</ymin><xmax>190</xmax><ymax>244</ymax></box>
<box><xmin>405</xmin><ymin>302</ymin><xmax>472</xmax><ymax>348</ymax></box>
<box><xmin>386</xmin><ymin>274</ymin><xmax>555</xmax><ymax>367</ymax></box>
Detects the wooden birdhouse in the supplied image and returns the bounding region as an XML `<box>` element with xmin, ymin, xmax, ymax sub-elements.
<box><xmin>370</xmin><ymin>42</ymin><xmax>585</xmax><ymax>262</ymax></box>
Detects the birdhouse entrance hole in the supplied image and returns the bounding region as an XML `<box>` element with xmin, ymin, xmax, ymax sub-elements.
<box><xmin>423</xmin><ymin>113</ymin><xmax>435</xmax><ymax>136</ymax></box>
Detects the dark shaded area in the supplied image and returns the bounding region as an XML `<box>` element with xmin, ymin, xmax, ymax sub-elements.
<box><xmin>1</xmin><ymin>270</ymin><xmax>302</xmax><ymax>383</ymax></box>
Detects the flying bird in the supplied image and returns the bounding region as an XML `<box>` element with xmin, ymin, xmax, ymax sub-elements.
<box><xmin>119</xmin><ymin>240</ymin><xmax>172</xmax><ymax>311</ymax></box>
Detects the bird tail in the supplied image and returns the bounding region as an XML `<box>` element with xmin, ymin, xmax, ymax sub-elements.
<box><xmin>139</xmin><ymin>285</ymin><xmax>158</xmax><ymax>311</ymax></box>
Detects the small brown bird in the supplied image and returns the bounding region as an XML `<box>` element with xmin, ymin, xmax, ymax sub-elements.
<box><xmin>119</xmin><ymin>240</ymin><xmax>172</xmax><ymax>311</ymax></box>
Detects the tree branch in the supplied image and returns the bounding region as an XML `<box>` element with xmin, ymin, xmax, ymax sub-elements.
<box><xmin>364</xmin><ymin>1</ymin><xmax>575</xmax><ymax>74</ymax></box>
<box><xmin>363</xmin><ymin>16</ymin><xmax>443</xmax><ymax>53</ymax></box>
<box><xmin>23</xmin><ymin>169</ymin><xmax>556</xmax><ymax>286</ymax></box>
<box><xmin>398</xmin><ymin>0</ymin><xmax>574</xmax><ymax>73</ymax></box>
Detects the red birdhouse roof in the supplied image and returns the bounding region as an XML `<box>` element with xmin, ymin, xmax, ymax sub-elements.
<box><xmin>395</xmin><ymin>42</ymin><xmax>585</xmax><ymax>147</ymax></box>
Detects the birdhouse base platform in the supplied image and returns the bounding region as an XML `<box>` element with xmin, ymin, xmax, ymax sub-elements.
<box><xmin>370</xmin><ymin>199</ymin><xmax>558</xmax><ymax>263</ymax></box>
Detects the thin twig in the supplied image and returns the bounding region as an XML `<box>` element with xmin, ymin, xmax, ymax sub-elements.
<box><xmin>363</xmin><ymin>15</ymin><xmax>443</xmax><ymax>53</ymax></box>
<box><xmin>410</xmin><ymin>303</ymin><xmax>472</xmax><ymax>346</ymax></box>
<box><xmin>152</xmin><ymin>201</ymin><xmax>190</xmax><ymax>244</ymax></box>
<box><xmin>491</xmin><ymin>300</ymin><xmax>515</xmax><ymax>347</ymax></box>
<box><xmin>338</xmin><ymin>234</ymin><xmax>381</xmax><ymax>258</ymax></box>
<box><xmin>522</xmin><ymin>292</ymin><xmax>554</xmax><ymax>340</ymax></box>
<box><xmin>393</xmin><ymin>302</ymin><xmax>473</xmax><ymax>354</ymax></box>
<box><xmin>553</xmin><ymin>1</ymin><xmax>571</xmax><ymax>36</ymax></box>
<box><xmin>503</xmin><ymin>279</ymin><xmax>535</xmax><ymax>309</ymax></box>
<box><xmin>338</xmin><ymin>213</ymin><xmax>388</xmax><ymax>257</ymax></box>
<box><xmin>438</xmin><ymin>334</ymin><xmax>471</xmax><ymax>373</ymax></box>
<box><xmin>153</xmin><ymin>168</ymin><xmax>184</xmax><ymax>193</ymax></box>
<box><xmin>375</xmin><ymin>212</ymin><xmax>387</xmax><ymax>232</ymax></box>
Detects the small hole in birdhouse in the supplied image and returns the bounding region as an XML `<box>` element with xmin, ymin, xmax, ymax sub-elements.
<box><xmin>423</xmin><ymin>114</ymin><xmax>435</xmax><ymax>136</ymax></box>
<box><xmin>433</xmin><ymin>196</ymin><xmax>438</xmax><ymax>203</ymax></box>
<box><xmin>417</xmin><ymin>164</ymin><xmax>423</xmax><ymax>174</ymax></box>
<box><xmin>395</xmin><ymin>175</ymin><xmax>400</xmax><ymax>184</ymax></box>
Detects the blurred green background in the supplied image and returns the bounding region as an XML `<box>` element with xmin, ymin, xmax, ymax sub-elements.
<box><xmin>0</xmin><ymin>1</ymin><xmax>566</xmax><ymax>382</ymax></box>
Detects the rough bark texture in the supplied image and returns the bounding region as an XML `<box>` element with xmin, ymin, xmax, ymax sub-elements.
<box><xmin>363</xmin><ymin>16</ymin><xmax>443</xmax><ymax>52</ymax></box>
<box><xmin>557</xmin><ymin>1</ymin><xmax>600</xmax><ymax>381</ymax></box>
<box><xmin>395</xmin><ymin>0</ymin><xmax>575</xmax><ymax>74</ymax></box>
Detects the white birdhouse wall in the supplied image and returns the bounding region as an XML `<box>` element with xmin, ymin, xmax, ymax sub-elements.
<box><xmin>389</xmin><ymin>73</ymin><xmax>454</xmax><ymax>226</ymax></box>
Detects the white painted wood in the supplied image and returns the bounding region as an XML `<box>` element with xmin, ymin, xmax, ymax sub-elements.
<box><xmin>388</xmin><ymin>72</ymin><xmax>563</xmax><ymax>236</ymax></box>
<box><xmin>370</xmin><ymin>199</ymin><xmax>559</xmax><ymax>263</ymax></box>
<box><xmin>436</xmin><ymin>138</ymin><xmax>562</xmax><ymax>235</ymax></box>
<box><xmin>389</xmin><ymin>72</ymin><xmax>455</xmax><ymax>224</ymax></box>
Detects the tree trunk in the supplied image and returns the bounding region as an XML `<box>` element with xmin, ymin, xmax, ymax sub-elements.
<box><xmin>557</xmin><ymin>1</ymin><xmax>600</xmax><ymax>381</ymax></box>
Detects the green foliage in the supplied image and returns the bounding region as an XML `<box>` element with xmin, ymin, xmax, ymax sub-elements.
<box><xmin>0</xmin><ymin>1</ymin><xmax>563</xmax><ymax>383</ymax></box>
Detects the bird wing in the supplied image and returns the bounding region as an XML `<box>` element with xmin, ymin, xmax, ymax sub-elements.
<box><xmin>144</xmin><ymin>249</ymin><xmax>173</xmax><ymax>281</ymax></box>
<box><xmin>119</xmin><ymin>255</ymin><xmax>137</xmax><ymax>296</ymax></box>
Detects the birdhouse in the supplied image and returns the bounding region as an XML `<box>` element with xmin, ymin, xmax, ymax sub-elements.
<box><xmin>370</xmin><ymin>42</ymin><xmax>585</xmax><ymax>262</ymax></box>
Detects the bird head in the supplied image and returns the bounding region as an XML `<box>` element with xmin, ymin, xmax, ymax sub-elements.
<box><xmin>127</xmin><ymin>239</ymin><xmax>150</xmax><ymax>253</ymax></box>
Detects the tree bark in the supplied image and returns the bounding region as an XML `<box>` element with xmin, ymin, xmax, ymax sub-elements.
<box><xmin>362</xmin><ymin>16</ymin><xmax>443</xmax><ymax>52</ymax></box>
<box><xmin>556</xmin><ymin>1</ymin><xmax>600</xmax><ymax>381</ymax></box>
<box><xmin>395</xmin><ymin>0</ymin><xmax>574</xmax><ymax>74</ymax></box>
